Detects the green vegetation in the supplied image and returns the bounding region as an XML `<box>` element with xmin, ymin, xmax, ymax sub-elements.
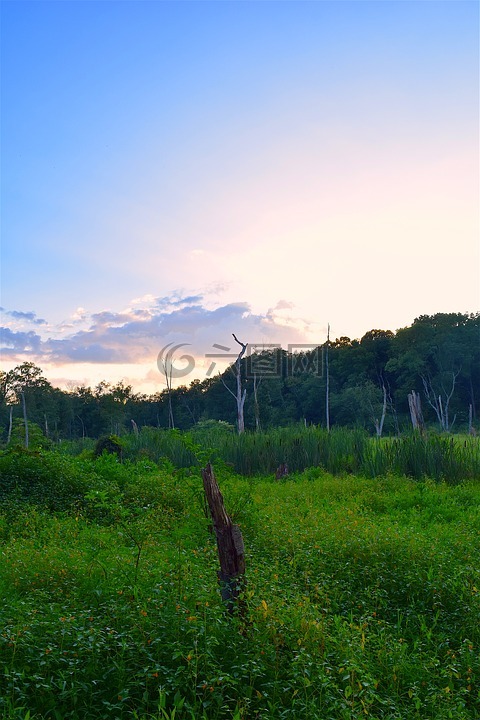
<box><xmin>1</xmin><ymin>438</ymin><xmax>479</xmax><ymax>719</ymax></box>
<box><xmin>64</xmin><ymin>426</ymin><xmax>480</xmax><ymax>484</ymax></box>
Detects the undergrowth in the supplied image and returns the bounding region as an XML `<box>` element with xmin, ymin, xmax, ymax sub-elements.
<box><xmin>0</xmin><ymin>447</ymin><xmax>478</xmax><ymax>719</ymax></box>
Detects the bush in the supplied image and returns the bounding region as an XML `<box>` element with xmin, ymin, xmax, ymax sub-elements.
<box><xmin>0</xmin><ymin>447</ymin><xmax>93</xmax><ymax>513</ymax></box>
<box><xmin>94</xmin><ymin>434</ymin><xmax>124</xmax><ymax>459</ymax></box>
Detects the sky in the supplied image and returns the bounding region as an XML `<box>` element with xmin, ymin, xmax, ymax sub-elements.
<box><xmin>1</xmin><ymin>0</ymin><xmax>479</xmax><ymax>393</ymax></box>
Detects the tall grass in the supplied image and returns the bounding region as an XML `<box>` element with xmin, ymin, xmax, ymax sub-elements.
<box><xmin>109</xmin><ymin>427</ymin><xmax>480</xmax><ymax>483</ymax></box>
<box><xmin>1</xmin><ymin>454</ymin><xmax>479</xmax><ymax>720</ymax></box>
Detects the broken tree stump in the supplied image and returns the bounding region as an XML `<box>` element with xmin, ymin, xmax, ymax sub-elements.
<box><xmin>202</xmin><ymin>462</ymin><xmax>245</xmax><ymax>614</ymax></box>
<box><xmin>275</xmin><ymin>463</ymin><xmax>289</xmax><ymax>480</ymax></box>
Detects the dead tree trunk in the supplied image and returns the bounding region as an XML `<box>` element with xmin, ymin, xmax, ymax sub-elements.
<box><xmin>232</xmin><ymin>334</ymin><xmax>247</xmax><ymax>433</ymax></box>
<box><xmin>468</xmin><ymin>404</ymin><xmax>475</xmax><ymax>435</ymax></box>
<box><xmin>325</xmin><ymin>323</ymin><xmax>330</xmax><ymax>432</ymax></box>
<box><xmin>221</xmin><ymin>334</ymin><xmax>247</xmax><ymax>433</ymax></box>
<box><xmin>408</xmin><ymin>391</ymin><xmax>425</xmax><ymax>432</ymax></box>
<box><xmin>6</xmin><ymin>406</ymin><xmax>13</xmax><ymax>445</ymax></box>
<box><xmin>21</xmin><ymin>392</ymin><xmax>29</xmax><ymax>449</ymax></box>
<box><xmin>373</xmin><ymin>383</ymin><xmax>387</xmax><ymax>438</ymax></box>
<box><xmin>202</xmin><ymin>463</ymin><xmax>245</xmax><ymax>614</ymax></box>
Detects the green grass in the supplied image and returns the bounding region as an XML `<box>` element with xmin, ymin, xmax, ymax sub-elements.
<box><xmin>0</xmin><ymin>448</ymin><xmax>479</xmax><ymax>719</ymax></box>
<box><xmin>102</xmin><ymin>426</ymin><xmax>480</xmax><ymax>483</ymax></box>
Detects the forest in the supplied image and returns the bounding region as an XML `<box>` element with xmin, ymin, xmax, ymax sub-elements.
<box><xmin>1</xmin><ymin>313</ymin><xmax>478</xmax><ymax>441</ymax></box>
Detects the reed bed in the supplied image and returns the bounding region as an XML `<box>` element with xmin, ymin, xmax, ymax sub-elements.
<box><xmin>113</xmin><ymin>427</ymin><xmax>480</xmax><ymax>483</ymax></box>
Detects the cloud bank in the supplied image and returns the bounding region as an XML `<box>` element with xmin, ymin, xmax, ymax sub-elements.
<box><xmin>1</xmin><ymin>292</ymin><xmax>320</xmax><ymax>390</ymax></box>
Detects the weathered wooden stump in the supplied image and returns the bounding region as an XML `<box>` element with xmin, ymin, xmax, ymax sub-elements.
<box><xmin>275</xmin><ymin>463</ymin><xmax>289</xmax><ymax>480</ymax></box>
<box><xmin>202</xmin><ymin>463</ymin><xmax>245</xmax><ymax>614</ymax></box>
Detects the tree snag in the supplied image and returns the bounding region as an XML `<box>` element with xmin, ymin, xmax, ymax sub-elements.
<box><xmin>325</xmin><ymin>323</ymin><xmax>330</xmax><ymax>432</ymax></box>
<box><xmin>220</xmin><ymin>334</ymin><xmax>247</xmax><ymax>433</ymax></box>
<box><xmin>21</xmin><ymin>391</ymin><xmax>29</xmax><ymax>449</ymax></box>
<box><xmin>408</xmin><ymin>391</ymin><xmax>425</xmax><ymax>433</ymax></box>
<box><xmin>202</xmin><ymin>463</ymin><xmax>245</xmax><ymax>614</ymax></box>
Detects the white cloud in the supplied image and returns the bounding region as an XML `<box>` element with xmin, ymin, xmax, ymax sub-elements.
<box><xmin>0</xmin><ymin>291</ymin><xmax>316</xmax><ymax>390</ymax></box>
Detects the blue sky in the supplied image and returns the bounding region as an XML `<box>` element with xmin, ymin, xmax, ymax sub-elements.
<box><xmin>1</xmin><ymin>0</ymin><xmax>478</xmax><ymax>391</ymax></box>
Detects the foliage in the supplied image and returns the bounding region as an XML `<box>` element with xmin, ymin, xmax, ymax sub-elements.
<box><xmin>0</xmin><ymin>447</ymin><xmax>93</xmax><ymax>514</ymax></box>
<box><xmin>94</xmin><ymin>434</ymin><xmax>124</xmax><ymax>459</ymax></box>
<box><xmin>0</xmin><ymin>451</ymin><xmax>479</xmax><ymax>719</ymax></box>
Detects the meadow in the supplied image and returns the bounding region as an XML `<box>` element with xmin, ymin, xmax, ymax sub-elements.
<box><xmin>0</xmin><ymin>430</ymin><xmax>479</xmax><ymax>719</ymax></box>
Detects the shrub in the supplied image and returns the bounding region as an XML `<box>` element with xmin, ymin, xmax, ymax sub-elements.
<box><xmin>94</xmin><ymin>434</ymin><xmax>124</xmax><ymax>459</ymax></box>
<box><xmin>0</xmin><ymin>447</ymin><xmax>93</xmax><ymax>513</ymax></box>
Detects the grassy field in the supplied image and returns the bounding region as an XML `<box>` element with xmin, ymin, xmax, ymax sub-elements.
<box><xmin>0</xmin><ymin>443</ymin><xmax>479</xmax><ymax>719</ymax></box>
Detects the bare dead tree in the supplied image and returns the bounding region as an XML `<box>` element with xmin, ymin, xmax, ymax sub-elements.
<box><xmin>76</xmin><ymin>414</ymin><xmax>86</xmax><ymax>439</ymax></box>
<box><xmin>373</xmin><ymin>382</ymin><xmax>388</xmax><ymax>438</ymax></box>
<box><xmin>158</xmin><ymin>355</ymin><xmax>175</xmax><ymax>429</ymax></box>
<box><xmin>6</xmin><ymin>406</ymin><xmax>13</xmax><ymax>445</ymax></box>
<box><xmin>165</xmin><ymin>364</ymin><xmax>175</xmax><ymax>429</ymax></box>
<box><xmin>421</xmin><ymin>369</ymin><xmax>459</xmax><ymax>432</ymax></box>
<box><xmin>220</xmin><ymin>334</ymin><xmax>247</xmax><ymax>434</ymax></box>
<box><xmin>469</xmin><ymin>378</ymin><xmax>476</xmax><ymax>420</ymax></box>
<box><xmin>325</xmin><ymin>323</ymin><xmax>330</xmax><ymax>432</ymax></box>
<box><xmin>21</xmin><ymin>391</ymin><xmax>29</xmax><ymax>449</ymax></box>
<box><xmin>253</xmin><ymin>371</ymin><xmax>263</xmax><ymax>432</ymax></box>
<box><xmin>468</xmin><ymin>404</ymin><xmax>474</xmax><ymax>435</ymax></box>
<box><xmin>408</xmin><ymin>391</ymin><xmax>425</xmax><ymax>432</ymax></box>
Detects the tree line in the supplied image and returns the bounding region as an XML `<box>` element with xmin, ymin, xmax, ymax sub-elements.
<box><xmin>1</xmin><ymin>312</ymin><xmax>478</xmax><ymax>441</ymax></box>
